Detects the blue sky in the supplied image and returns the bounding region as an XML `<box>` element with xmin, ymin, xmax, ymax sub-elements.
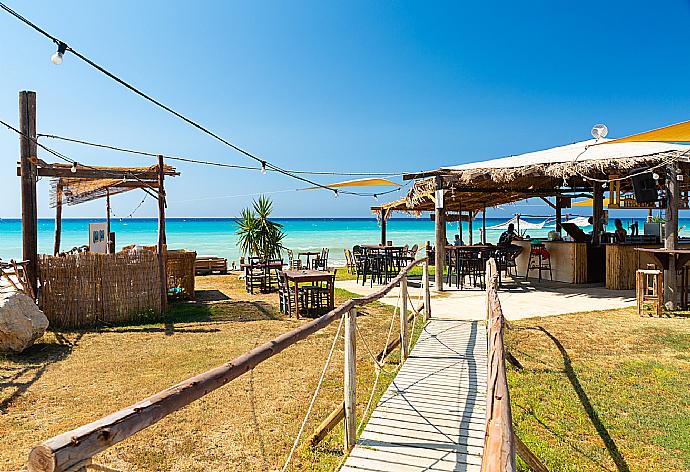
<box><xmin>1</xmin><ymin>0</ymin><xmax>690</xmax><ymax>218</ymax></box>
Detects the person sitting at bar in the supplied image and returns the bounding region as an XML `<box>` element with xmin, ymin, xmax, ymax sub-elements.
<box><xmin>614</xmin><ymin>218</ymin><xmax>627</xmax><ymax>242</ymax></box>
<box><xmin>498</xmin><ymin>223</ymin><xmax>523</xmax><ymax>254</ymax></box>
<box><xmin>453</xmin><ymin>234</ymin><xmax>465</xmax><ymax>246</ymax></box>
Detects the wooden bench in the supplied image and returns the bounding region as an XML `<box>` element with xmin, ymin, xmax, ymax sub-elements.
<box><xmin>195</xmin><ymin>256</ymin><xmax>228</xmax><ymax>275</ymax></box>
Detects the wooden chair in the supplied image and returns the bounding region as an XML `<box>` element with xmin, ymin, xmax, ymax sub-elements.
<box><xmin>287</xmin><ymin>249</ymin><xmax>301</xmax><ymax>270</ymax></box>
<box><xmin>313</xmin><ymin>248</ymin><xmax>329</xmax><ymax>270</ymax></box>
<box><xmin>245</xmin><ymin>257</ymin><xmax>265</xmax><ymax>294</ymax></box>
<box><xmin>344</xmin><ymin>249</ymin><xmax>354</xmax><ymax>273</ymax></box>
<box><xmin>636</xmin><ymin>269</ymin><xmax>663</xmax><ymax>317</ymax></box>
<box><xmin>303</xmin><ymin>269</ymin><xmax>337</xmax><ymax>315</ymax></box>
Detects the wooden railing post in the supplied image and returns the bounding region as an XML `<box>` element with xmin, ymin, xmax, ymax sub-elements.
<box><xmin>400</xmin><ymin>275</ymin><xmax>409</xmax><ymax>361</ymax></box>
<box><xmin>344</xmin><ymin>307</ymin><xmax>357</xmax><ymax>452</ymax></box>
<box><xmin>423</xmin><ymin>258</ymin><xmax>431</xmax><ymax>321</ymax></box>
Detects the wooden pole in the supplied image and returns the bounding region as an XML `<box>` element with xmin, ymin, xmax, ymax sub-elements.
<box><xmin>482</xmin><ymin>208</ymin><xmax>487</xmax><ymax>244</ymax></box>
<box><xmin>665</xmin><ymin>163</ymin><xmax>679</xmax><ymax>309</ymax></box>
<box><xmin>53</xmin><ymin>184</ymin><xmax>63</xmax><ymax>256</ymax></box>
<box><xmin>344</xmin><ymin>307</ymin><xmax>357</xmax><ymax>452</ymax></box>
<box><xmin>555</xmin><ymin>197</ymin><xmax>562</xmax><ymax>234</ymax></box>
<box><xmin>592</xmin><ymin>184</ymin><xmax>604</xmax><ymax>245</ymax></box>
<box><xmin>400</xmin><ymin>275</ymin><xmax>409</xmax><ymax>361</ymax></box>
<box><xmin>105</xmin><ymin>188</ymin><xmax>112</xmax><ymax>254</ymax></box>
<box><xmin>380</xmin><ymin>209</ymin><xmax>387</xmax><ymax>246</ymax></box>
<box><xmin>157</xmin><ymin>155</ymin><xmax>167</xmax><ymax>315</ymax></box>
<box><xmin>434</xmin><ymin>178</ymin><xmax>445</xmax><ymax>292</ymax></box>
<box><xmin>468</xmin><ymin>212</ymin><xmax>473</xmax><ymax>245</ymax></box>
<box><xmin>19</xmin><ymin>91</ymin><xmax>38</xmax><ymax>295</ymax></box>
<box><xmin>423</xmin><ymin>258</ymin><xmax>431</xmax><ymax>320</ymax></box>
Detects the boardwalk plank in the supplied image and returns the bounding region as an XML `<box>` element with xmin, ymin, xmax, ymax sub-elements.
<box><xmin>342</xmin><ymin>320</ymin><xmax>487</xmax><ymax>471</ymax></box>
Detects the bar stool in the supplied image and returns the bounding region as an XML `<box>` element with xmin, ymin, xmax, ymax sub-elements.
<box><xmin>526</xmin><ymin>242</ymin><xmax>552</xmax><ymax>282</ymax></box>
<box><xmin>636</xmin><ymin>269</ymin><xmax>663</xmax><ymax>317</ymax></box>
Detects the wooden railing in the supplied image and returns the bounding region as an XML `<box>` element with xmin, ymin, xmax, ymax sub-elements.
<box><xmin>481</xmin><ymin>258</ymin><xmax>517</xmax><ymax>472</ymax></box>
<box><xmin>27</xmin><ymin>257</ymin><xmax>431</xmax><ymax>472</ymax></box>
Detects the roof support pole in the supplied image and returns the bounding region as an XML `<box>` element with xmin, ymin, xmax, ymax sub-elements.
<box><xmin>555</xmin><ymin>197</ymin><xmax>562</xmax><ymax>234</ymax></box>
<box><xmin>482</xmin><ymin>208</ymin><xmax>487</xmax><ymax>244</ymax></box>
<box><xmin>106</xmin><ymin>189</ymin><xmax>112</xmax><ymax>254</ymax></box>
<box><xmin>157</xmin><ymin>155</ymin><xmax>168</xmax><ymax>316</ymax></box>
<box><xmin>53</xmin><ymin>184</ymin><xmax>63</xmax><ymax>256</ymax></box>
<box><xmin>380</xmin><ymin>209</ymin><xmax>387</xmax><ymax>246</ymax></box>
<box><xmin>592</xmin><ymin>183</ymin><xmax>604</xmax><ymax>245</ymax></box>
<box><xmin>19</xmin><ymin>91</ymin><xmax>38</xmax><ymax>296</ymax></box>
<box><xmin>664</xmin><ymin>163</ymin><xmax>679</xmax><ymax>309</ymax></box>
<box><xmin>468</xmin><ymin>211</ymin><xmax>473</xmax><ymax>245</ymax></box>
<box><xmin>434</xmin><ymin>177</ymin><xmax>445</xmax><ymax>292</ymax></box>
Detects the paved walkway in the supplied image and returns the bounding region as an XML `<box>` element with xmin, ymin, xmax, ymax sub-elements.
<box><xmin>338</xmin><ymin>277</ymin><xmax>635</xmax><ymax>321</ymax></box>
<box><xmin>342</xmin><ymin>320</ymin><xmax>487</xmax><ymax>472</ymax></box>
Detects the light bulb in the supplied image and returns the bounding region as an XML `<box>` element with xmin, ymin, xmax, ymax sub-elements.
<box><xmin>261</xmin><ymin>161</ymin><xmax>267</xmax><ymax>174</ymax></box>
<box><xmin>333</xmin><ymin>190</ymin><xmax>339</xmax><ymax>199</ymax></box>
<box><xmin>70</xmin><ymin>162</ymin><xmax>77</xmax><ymax>173</ymax></box>
<box><xmin>51</xmin><ymin>42</ymin><xmax>67</xmax><ymax>65</ymax></box>
<box><xmin>373</xmin><ymin>194</ymin><xmax>378</xmax><ymax>201</ymax></box>
<box><xmin>652</xmin><ymin>173</ymin><xmax>660</xmax><ymax>180</ymax></box>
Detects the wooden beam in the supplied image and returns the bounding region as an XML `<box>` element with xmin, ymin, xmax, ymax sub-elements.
<box><xmin>380</xmin><ymin>209</ymin><xmax>387</xmax><ymax>246</ymax></box>
<box><xmin>592</xmin><ymin>183</ymin><xmax>604</xmax><ymax>245</ymax></box>
<box><xmin>17</xmin><ymin>167</ymin><xmax>176</xmax><ymax>180</ymax></box>
<box><xmin>423</xmin><ymin>259</ymin><xmax>431</xmax><ymax>320</ymax></box>
<box><xmin>400</xmin><ymin>276</ymin><xmax>409</xmax><ymax>361</ymax></box>
<box><xmin>157</xmin><ymin>155</ymin><xmax>168</xmax><ymax>316</ymax></box>
<box><xmin>106</xmin><ymin>189</ymin><xmax>112</xmax><ymax>254</ymax></box>
<box><xmin>19</xmin><ymin>91</ymin><xmax>38</xmax><ymax>296</ymax></box>
<box><xmin>482</xmin><ymin>208</ymin><xmax>487</xmax><ymax>244</ymax></box>
<box><xmin>514</xmin><ymin>433</ymin><xmax>549</xmax><ymax>472</ymax></box>
<box><xmin>555</xmin><ymin>197</ymin><xmax>562</xmax><ymax>234</ymax></box>
<box><xmin>539</xmin><ymin>196</ymin><xmax>556</xmax><ymax>209</ymax></box>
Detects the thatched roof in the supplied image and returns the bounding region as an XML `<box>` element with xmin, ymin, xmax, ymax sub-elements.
<box><xmin>376</xmin><ymin>139</ymin><xmax>690</xmax><ymax>215</ymax></box>
<box><xmin>50</xmin><ymin>164</ymin><xmax>178</xmax><ymax>207</ymax></box>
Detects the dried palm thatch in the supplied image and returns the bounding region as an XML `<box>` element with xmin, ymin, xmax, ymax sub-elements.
<box><xmin>167</xmin><ymin>250</ymin><xmax>196</xmax><ymax>299</ymax></box>
<box><xmin>374</xmin><ymin>139</ymin><xmax>690</xmax><ymax>215</ymax></box>
<box><xmin>49</xmin><ymin>163</ymin><xmax>177</xmax><ymax>207</ymax></box>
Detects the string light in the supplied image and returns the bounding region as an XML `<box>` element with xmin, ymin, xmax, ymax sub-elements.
<box><xmin>51</xmin><ymin>41</ymin><xmax>67</xmax><ymax>65</ymax></box>
<box><xmin>70</xmin><ymin>162</ymin><xmax>77</xmax><ymax>173</ymax></box>
<box><xmin>333</xmin><ymin>189</ymin><xmax>339</xmax><ymax>198</ymax></box>
<box><xmin>261</xmin><ymin>161</ymin><xmax>267</xmax><ymax>174</ymax></box>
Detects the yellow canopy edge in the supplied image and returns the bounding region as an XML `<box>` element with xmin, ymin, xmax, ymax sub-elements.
<box><xmin>573</xmin><ymin>198</ymin><xmax>611</xmax><ymax>207</ymax></box>
<box><xmin>605</xmin><ymin>119</ymin><xmax>690</xmax><ymax>144</ymax></box>
<box><xmin>304</xmin><ymin>177</ymin><xmax>400</xmax><ymax>190</ymax></box>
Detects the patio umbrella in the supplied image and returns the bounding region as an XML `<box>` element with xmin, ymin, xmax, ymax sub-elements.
<box><xmin>605</xmin><ymin>120</ymin><xmax>690</xmax><ymax>144</ymax></box>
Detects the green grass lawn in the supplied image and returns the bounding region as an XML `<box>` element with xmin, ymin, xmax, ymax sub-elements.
<box><xmin>505</xmin><ymin>308</ymin><xmax>690</xmax><ymax>472</ymax></box>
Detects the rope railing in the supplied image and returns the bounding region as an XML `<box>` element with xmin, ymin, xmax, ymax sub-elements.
<box><xmin>481</xmin><ymin>258</ymin><xmax>517</xmax><ymax>472</ymax></box>
<box><xmin>26</xmin><ymin>257</ymin><xmax>431</xmax><ymax>472</ymax></box>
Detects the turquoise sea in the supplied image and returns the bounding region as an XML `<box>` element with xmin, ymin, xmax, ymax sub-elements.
<box><xmin>0</xmin><ymin>217</ymin><xmax>667</xmax><ymax>266</ymax></box>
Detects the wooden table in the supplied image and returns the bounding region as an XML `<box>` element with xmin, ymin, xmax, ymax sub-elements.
<box><xmin>283</xmin><ymin>269</ymin><xmax>334</xmax><ymax>318</ymax></box>
<box><xmin>298</xmin><ymin>251</ymin><xmax>320</xmax><ymax>269</ymax></box>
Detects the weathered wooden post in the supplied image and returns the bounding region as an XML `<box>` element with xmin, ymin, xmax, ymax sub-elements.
<box><xmin>423</xmin><ymin>258</ymin><xmax>431</xmax><ymax>321</ymax></box>
<box><xmin>468</xmin><ymin>211</ymin><xmax>473</xmax><ymax>245</ymax></box>
<box><xmin>380</xmin><ymin>208</ymin><xmax>387</xmax><ymax>246</ymax></box>
<box><xmin>344</xmin><ymin>307</ymin><xmax>357</xmax><ymax>451</ymax></box>
<box><xmin>400</xmin><ymin>275</ymin><xmax>409</xmax><ymax>361</ymax></box>
<box><xmin>105</xmin><ymin>188</ymin><xmax>112</xmax><ymax>254</ymax></box>
<box><xmin>434</xmin><ymin>177</ymin><xmax>445</xmax><ymax>292</ymax></box>
<box><xmin>665</xmin><ymin>163</ymin><xmax>679</xmax><ymax>309</ymax></box>
<box><xmin>53</xmin><ymin>183</ymin><xmax>63</xmax><ymax>256</ymax></box>
<box><xmin>19</xmin><ymin>91</ymin><xmax>38</xmax><ymax>295</ymax></box>
<box><xmin>592</xmin><ymin>183</ymin><xmax>604</xmax><ymax>245</ymax></box>
<box><xmin>555</xmin><ymin>197</ymin><xmax>562</xmax><ymax>234</ymax></box>
<box><xmin>482</xmin><ymin>208</ymin><xmax>487</xmax><ymax>244</ymax></box>
<box><xmin>157</xmin><ymin>155</ymin><xmax>168</xmax><ymax>315</ymax></box>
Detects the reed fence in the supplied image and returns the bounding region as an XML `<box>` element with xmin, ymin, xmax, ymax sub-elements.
<box><xmin>26</xmin><ymin>258</ymin><xmax>431</xmax><ymax>472</ymax></box>
<box><xmin>166</xmin><ymin>250</ymin><xmax>196</xmax><ymax>299</ymax></box>
<box><xmin>38</xmin><ymin>252</ymin><xmax>161</xmax><ymax>329</ymax></box>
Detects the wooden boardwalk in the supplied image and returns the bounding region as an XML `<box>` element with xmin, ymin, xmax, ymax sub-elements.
<box><xmin>342</xmin><ymin>319</ymin><xmax>488</xmax><ymax>471</ymax></box>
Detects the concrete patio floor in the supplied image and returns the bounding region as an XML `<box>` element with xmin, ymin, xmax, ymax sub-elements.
<box><xmin>337</xmin><ymin>276</ymin><xmax>636</xmax><ymax>321</ymax></box>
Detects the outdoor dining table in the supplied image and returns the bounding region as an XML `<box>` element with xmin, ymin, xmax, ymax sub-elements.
<box><xmin>298</xmin><ymin>251</ymin><xmax>320</xmax><ymax>269</ymax></box>
<box><xmin>283</xmin><ymin>269</ymin><xmax>335</xmax><ymax>318</ymax></box>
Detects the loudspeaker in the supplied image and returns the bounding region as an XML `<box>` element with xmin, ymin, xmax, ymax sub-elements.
<box><xmin>631</xmin><ymin>169</ymin><xmax>658</xmax><ymax>203</ymax></box>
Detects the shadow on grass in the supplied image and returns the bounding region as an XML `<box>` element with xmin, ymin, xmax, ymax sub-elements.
<box><xmin>538</xmin><ymin>326</ymin><xmax>630</xmax><ymax>472</ymax></box>
<box><xmin>0</xmin><ymin>333</ymin><xmax>82</xmax><ymax>412</ymax></box>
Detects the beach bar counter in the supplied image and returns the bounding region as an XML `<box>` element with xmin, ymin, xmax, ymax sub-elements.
<box><xmin>513</xmin><ymin>240</ymin><xmax>589</xmax><ymax>284</ymax></box>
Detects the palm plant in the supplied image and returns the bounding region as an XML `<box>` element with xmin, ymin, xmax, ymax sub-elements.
<box><xmin>235</xmin><ymin>196</ymin><xmax>285</xmax><ymax>260</ymax></box>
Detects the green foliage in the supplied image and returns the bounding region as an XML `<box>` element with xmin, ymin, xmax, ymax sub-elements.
<box><xmin>235</xmin><ymin>195</ymin><xmax>285</xmax><ymax>260</ymax></box>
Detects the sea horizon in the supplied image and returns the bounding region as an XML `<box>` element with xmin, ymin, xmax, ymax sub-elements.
<box><xmin>0</xmin><ymin>215</ymin><xmax>675</xmax><ymax>265</ymax></box>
